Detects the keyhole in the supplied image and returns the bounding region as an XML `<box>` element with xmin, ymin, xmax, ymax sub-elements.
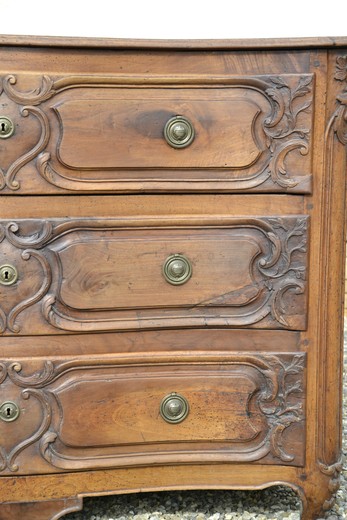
<box><xmin>0</xmin><ymin>401</ymin><xmax>20</xmax><ymax>421</ymax></box>
<box><xmin>0</xmin><ymin>265</ymin><xmax>18</xmax><ymax>285</ymax></box>
<box><xmin>1</xmin><ymin>122</ymin><xmax>6</xmax><ymax>133</ymax></box>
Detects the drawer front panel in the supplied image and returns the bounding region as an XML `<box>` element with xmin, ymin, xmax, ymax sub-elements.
<box><xmin>0</xmin><ymin>352</ymin><xmax>306</xmax><ymax>474</ymax></box>
<box><xmin>0</xmin><ymin>216</ymin><xmax>308</xmax><ymax>335</ymax></box>
<box><xmin>0</xmin><ymin>73</ymin><xmax>313</xmax><ymax>194</ymax></box>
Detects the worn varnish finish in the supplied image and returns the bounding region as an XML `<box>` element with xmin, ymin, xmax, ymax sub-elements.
<box><xmin>0</xmin><ymin>216</ymin><xmax>308</xmax><ymax>334</ymax></box>
<box><xmin>0</xmin><ymin>36</ymin><xmax>346</xmax><ymax>520</ymax></box>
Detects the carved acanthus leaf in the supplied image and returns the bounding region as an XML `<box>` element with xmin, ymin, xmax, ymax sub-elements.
<box><xmin>260</xmin><ymin>217</ymin><xmax>307</xmax><ymax>280</ymax></box>
<box><xmin>318</xmin><ymin>457</ymin><xmax>344</xmax><ymax>510</ymax></box>
<box><xmin>258</xmin><ymin>354</ymin><xmax>305</xmax><ymax>461</ymax></box>
<box><xmin>263</xmin><ymin>75</ymin><xmax>312</xmax><ymax>188</ymax></box>
<box><xmin>330</xmin><ymin>55</ymin><xmax>347</xmax><ymax>146</ymax></box>
<box><xmin>335</xmin><ymin>56</ymin><xmax>347</xmax><ymax>82</ymax></box>
<box><xmin>0</xmin><ymin>73</ymin><xmax>312</xmax><ymax>192</ymax></box>
<box><xmin>0</xmin><ymin>354</ymin><xmax>305</xmax><ymax>472</ymax></box>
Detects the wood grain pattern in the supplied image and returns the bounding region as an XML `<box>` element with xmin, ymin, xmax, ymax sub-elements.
<box><xmin>0</xmin><ymin>498</ymin><xmax>82</xmax><ymax>520</ymax></box>
<box><xmin>0</xmin><ymin>73</ymin><xmax>313</xmax><ymax>193</ymax></box>
<box><xmin>0</xmin><ymin>353</ymin><xmax>305</xmax><ymax>475</ymax></box>
<box><xmin>0</xmin><ymin>36</ymin><xmax>345</xmax><ymax>520</ymax></box>
<box><xmin>0</xmin><ymin>216</ymin><xmax>308</xmax><ymax>335</ymax></box>
<box><xmin>0</xmin><ymin>34</ymin><xmax>347</xmax><ymax>49</ymax></box>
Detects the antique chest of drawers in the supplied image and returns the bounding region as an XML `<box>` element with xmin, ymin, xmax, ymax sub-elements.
<box><xmin>0</xmin><ymin>35</ymin><xmax>346</xmax><ymax>520</ymax></box>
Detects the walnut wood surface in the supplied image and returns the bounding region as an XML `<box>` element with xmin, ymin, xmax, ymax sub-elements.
<box><xmin>0</xmin><ymin>497</ymin><xmax>82</xmax><ymax>520</ymax></box>
<box><xmin>0</xmin><ymin>215</ymin><xmax>308</xmax><ymax>335</ymax></box>
<box><xmin>0</xmin><ymin>353</ymin><xmax>305</xmax><ymax>475</ymax></box>
<box><xmin>0</xmin><ymin>34</ymin><xmax>347</xmax><ymax>49</ymax></box>
<box><xmin>0</xmin><ymin>37</ymin><xmax>346</xmax><ymax>520</ymax></box>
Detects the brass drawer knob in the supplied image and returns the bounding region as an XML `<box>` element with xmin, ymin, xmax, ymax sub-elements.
<box><xmin>160</xmin><ymin>393</ymin><xmax>189</xmax><ymax>424</ymax></box>
<box><xmin>0</xmin><ymin>401</ymin><xmax>20</xmax><ymax>422</ymax></box>
<box><xmin>163</xmin><ymin>254</ymin><xmax>192</xmax><ymax>285</ymax></box>
<box><xmin>164</xmin><ymin>116</ymin><xmax>195</xmax><ymax>148</ymax></box>
<box><xmin>0</xmin><ymin>116</ymin><xmax>15</xmax><ymax>139</ymax></box>
<box><xmin>0</xmin><ymin>264</ymin><xmax>18</xmax><ymax>286</ymax></box>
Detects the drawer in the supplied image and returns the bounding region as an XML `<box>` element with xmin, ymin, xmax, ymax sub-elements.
<box><xmin>0</xmin><ymin>352</ymin><xmax>306</xmax><ymax>475</ymax></box>
<box><xmin>0</xmin><ymin>72</ymin><xmax>313</xmax><ymax>194</ymax></box>
<box><xmin>0</xmin><ymin>215</ymin><xmax>308</xmax><ymax>335</ymax></box>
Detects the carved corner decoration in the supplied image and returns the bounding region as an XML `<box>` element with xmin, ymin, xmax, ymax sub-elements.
<box><xmin>0</xmin><ymin>216</ymin><xmax>308</xmax><ymax>335</ymax></box>
<box><xmin>0</xmin><ymin>74</ymin><xmax>312</xmax><ymax>193</ymax></box>
<box><xmin>0</xmin><ymin>353</ymin><xmax>305</xmax><ymax>474</ymax></box>
<box><xmin>263</xmin><ymin>75</ymin><xmax>312</xmax><ymax>188</ymax></box>
<box><xmin>257</xmin><ymin>353</ymin><xmax>305</xmax><ymax>462</ymax></box>
<box><xmin>318</xmin><ymin>458</ymin><xmax>344</xmax><ymax>511</ymax></box>
<box><xmin>332</xmin><ymin>56</ymin><xmax>347</xmax><ymax>146</ymax></box>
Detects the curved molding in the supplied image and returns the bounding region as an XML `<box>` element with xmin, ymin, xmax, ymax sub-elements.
<box><xmin>0</xmin><ymin>307</ymin><xmax>6</xmax><ymax>334</ymax></box>
<box><xmin>0</xmin><ymin>389</ymin><xmax>52</xmax><ymax>472</ymax></box>
<box><xmin>4</xmin><ymin>106</ymin><xmax>50</xmax><ymax>191</ymax></box>
<box><xmin>38</xmin><ymin>352</ymin><xmax>304</xmax><ymax>470</ymax></box>
<box><xmin>0</xmin><ymin>362</ymin><xmax>7</xmax><ymax>384</ymax></box>
<box><xmin>42</xmin><ymin>290</ymin><xmax>274</xmax><ymax>332</ymax></box>
<box><xmin>39</xmin><ymin>431</ymin><xmax>273</xmax><ymax>470</ymax></box>
<box><xmin>7</xmin><ymin>361</ymin><xmax>55</xmax><ymax>388</ymax></box>
<box><xmin>7</xmin><ymin>249</ymin><xmax>52</xmax><ymax>333</ymax></box>
<box><xmin>0</xmin><ymin>168</ymin><xmax>5</xmax><ymax>190</ymax></box>
<box><xmin>0</xmin><ymin>73</ymin><xmax>312</xmax><ymax>193</ymax></box>
<box><xmin>0</xmin><ymin>216</ymin><xmax>307</xmax><ymax>334</ymax></box>
<box><xmin>268</xmin><ymin>139</ymin><xmax>309</xmax><ymax>188</ymax></box>
<box><xmin>3</xmin><ymin>74</ymin><xmax>56</xmax><ymax>105</ymax></box>
<box><xmin>0</xmin><ymin>244</ymin><xmax>52</xmax><ymax>334</ymax></box>
<box><xmin>271</xmin><ymin>281</ymin><xmax>305</xmax><ymax>327</ymax></box>
<box><xmin>5</xmin><ymin>220</ymin><xmax>53</xmax><ymax>249</ymax></box>
<box><xmin>50</xmin><ymin>498</ymin><xmax>84</xmax><ymax>520</ymax></box>
<box><xmin>36</xmin><ymin>152</ymin><xmax>273</xmax><ymax>192</ymax></box>
<box><xmin>0</xmin><ymin>354</ymin><xmax>305</xmax><ymax>472</ymax></box>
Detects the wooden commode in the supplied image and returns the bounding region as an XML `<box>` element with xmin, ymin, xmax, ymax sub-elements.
<box><xmin>0</xmin><ymin>35</ymin><xmax>346</xmax><ymax>519</ymax></box>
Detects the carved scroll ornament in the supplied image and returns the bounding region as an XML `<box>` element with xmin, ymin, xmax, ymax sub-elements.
<box><xmin>0</xmin><ymin>73</ymin><xmax>313</xmax><ymax>192</ymax></box>
<box><xmin>0</xmin><ymin>216</ymin><xmax>308</xmax><ymax>335</ymax></box>
<box><xmin>331</xmin><ymin>55</ymin><xmax>347</xmax><ymax>146</ymax></box>
<box><xmin>0</xmin><ymin>353</ymin><xmax>305</xmax><ymax>473</ymax></box>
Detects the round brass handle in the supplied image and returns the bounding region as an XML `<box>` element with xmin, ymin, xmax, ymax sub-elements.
<box><xmin>163</xmin><ymin>254</ymin><xmax>192</xmax><ymax>285</ymax></box>
<box><xmin>0</xmin><ymin>116</ymin><xmax>15</xmax><ymax>139</ymax></box>
<box><xmin>0</xmin><ymin>264</ymin><xmax>18</xmax><ymax>286</ymax></box>
<box><xmin>160</xmin><ymin>393</ymin><xmax>189</xmax><ymax>424</ymax></box>
<box><xmin>164</xmin><ymin>116</ymin><xmax>195</xmax><ymax>148</ymax></box>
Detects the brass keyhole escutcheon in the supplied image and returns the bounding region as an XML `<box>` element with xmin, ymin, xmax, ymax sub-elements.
<box><xmin>0</xmin><ymin>116</ymin><xmax>15</xmax><ymax>139</ymax></box>
<box><xmin>0</xmin><ymin>264</ymin><xmax>18</xmax><ymax>286</ymax></box>
<box><xmin>0</xmin><ymin>401</ymin><xmax>20</xmax><ymax>422</ymax></box>
<box><xmin>160</xmin><ymin>393</ymin><xmax>189</xmax><ymax>424</ymax></box>
<box><xmin>164</xmin><ymin>116</ymin><xmax>195</xmax><ymax>148</ymax></box>
<box><xmin>163</xmin><ymin>254</ymin><xmax>192</xmax><ymax>285</ymax></box>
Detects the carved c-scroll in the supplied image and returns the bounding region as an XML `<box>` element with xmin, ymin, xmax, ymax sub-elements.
<box><xmin>0</xmin><ymin>216</ymin><xmax>307</xmax><ymax>334</ymax></box>
<box><xmin>0</xmin><ymin>353</ymin><xmax>305</xmax><ymax>473</ymax></box>
<box><xmin>0</xmin><ymin>362</ymin><xmax>53</xmax><ymax>472</ymax></box>
<box><xmin>0</xmin><ymin>74</ymin><xmax>312</xmax><ymax>192</ymax></box>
